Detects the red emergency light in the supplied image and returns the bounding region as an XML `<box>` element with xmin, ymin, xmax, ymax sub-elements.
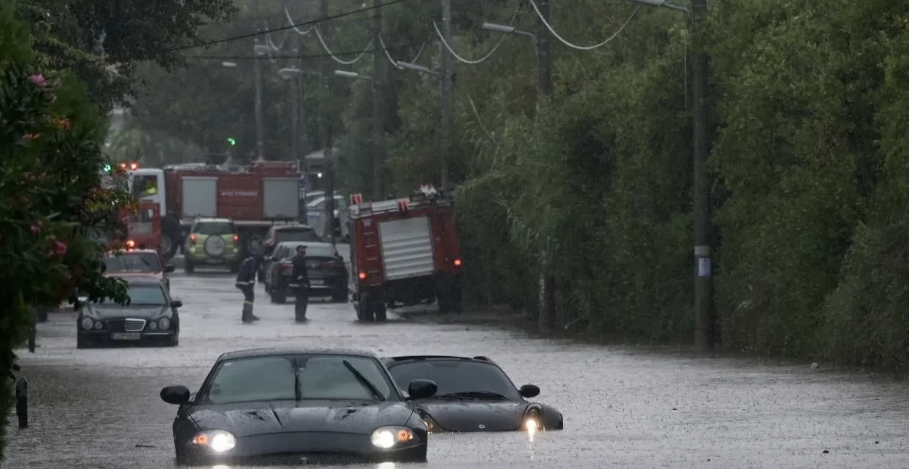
<box><xmin>189</xmin><ymin>234</ymin><xmax>197</xmax><ymax>245</ymax></box>
<box><xmin>454</xmin><ymin>258</ymin><xmax>462</xmax><ymax>267</ymax></box>
<box><xmin>125</xmin><ymin>240</ymin><xmax>136</xmax><ymax>250</ymax></box>
<box><xmin>397</xmin><ymin>201</ymin><xmax>409</xmax><ymax>212</ymax></box>
<box><xmin>358</xmin><ymin>272</ymin><xmax>367</xmax><ymax>280</ymax></box>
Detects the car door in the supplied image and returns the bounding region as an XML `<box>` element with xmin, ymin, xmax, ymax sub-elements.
<box><xmin>266</xmin><ymin>245</ymin><xmax>286</xmax><ymax>287</ymax></box>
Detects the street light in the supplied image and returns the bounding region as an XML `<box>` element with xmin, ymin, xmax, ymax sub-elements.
<box><xmin>482</xmin><ymin>22</ymin><xmax>543</xmax><ymax>94</ymax></box>
<box><xmin>395</xmin><ymin>61</ymin><xmax>438</xmax><ymax>76</ymax></box>
<box><xmin>279</xmin><ymin>67</ymin><xmax>320</xmax><ymax>80</ymax></box>
<box><xmin>254</xmin><ymin>44</ymin><xmax>276</xmax><ymax>56</ymax></box>
<box><xmin>334</xmin><ymin>70</ymin><xmax>370</xmax><ymax>80</ymax></box>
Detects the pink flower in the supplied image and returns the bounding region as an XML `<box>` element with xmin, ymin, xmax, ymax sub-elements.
<box><xmin>53</xmin><ymin>241</ymin><xmax>67</xmax><ymax>257</ymax></box>
<box><xmin>29</xmin><ymin>74</ymin><xmax>46</xmax><ymax>87</ymax></box>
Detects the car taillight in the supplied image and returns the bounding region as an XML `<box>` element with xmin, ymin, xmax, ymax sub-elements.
<box><xmin>233</xmin><ymin>234</ymin><xmax>239</xmax><ymax>242</ymax></box>
<box><xmin>358</xmin><ymin>272</ymin><xmax>367</xmax><ymax>280</ymax></box>
<box><xmin>126</xmin><ymin>240</ymin><xmax>136</xmax><ymax>248</ymax></box>
<box><xmin>454</xmin><ymin>258</ymin><xmax>462</xmax><ymax>267</ymax></box>
<box><xmin>190</xmin><ymin>234</ymin><xmax>197</xmax><ymax>245</ymax></box>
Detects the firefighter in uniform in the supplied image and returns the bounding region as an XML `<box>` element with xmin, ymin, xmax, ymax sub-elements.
<box><xmin>235</xmin><ymin>255</ymin><xmax>261</xmax><ymax>323</ymax></box>
<box><xmin>291</xmin><ymin>245</ymin><xmax>310</xmax><ymax>322</ymax></box>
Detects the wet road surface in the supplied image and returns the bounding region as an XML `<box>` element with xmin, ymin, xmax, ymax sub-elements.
<box><xmin>5</xmin><ymin>261</ymin><xmax>909</xmax><ymax>468</ymax></box>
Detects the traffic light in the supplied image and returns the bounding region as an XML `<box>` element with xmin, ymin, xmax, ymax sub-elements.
<box><xmin>103</xmin><ymin>164</ymin><xmax>112</xmax><ymax>172</ymax></box>
<box><xmin>227</xmin><ymin>138</ymin><xmax>236</xmax><ymax>146</ymax></box>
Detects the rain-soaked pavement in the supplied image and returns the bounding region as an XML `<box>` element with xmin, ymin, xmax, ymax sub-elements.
<box><xmin>5</xmin><ymin>252</ymin><xmax>909</xmax><ymax>468</ymax></box>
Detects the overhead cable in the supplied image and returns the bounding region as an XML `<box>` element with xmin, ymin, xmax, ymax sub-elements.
<box><xmin>182</xmin><ymin>40</ymin><xmax>424</xmax><ymax>63</ymax></box>
<box><xmin>284</xmin><ymin>6</ymin><xmax>314</xmax><ymax>36</ymax></box>
<box><xmin>528</xmin><ymin>0</ymin><xmax>641</xmax><ymax>51</ymax></box>
<box><xmin>431</xmin><ymin>5</ymin><xmax>521</xmax><ymax>65</ymax></box>
<box><xmin>314</xmin><ymin>26</ymin><xmax>372</xmax><ymax>65</ymax></box>
<box><xmin>165</xmin><ymin>0</ymin><xmax>410</xmax><ymax>52</ymax></box>
<box><xmin>378</xmin><ymin>35</ymin><xmax>426</xmax><ymax>69</ymax></box>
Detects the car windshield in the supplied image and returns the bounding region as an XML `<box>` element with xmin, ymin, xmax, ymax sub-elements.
<box><xmin>275</xmin><ymin>229</ymin><xmax>320</xmax><ymax>244</ymax></box>
<box><xmin>126</xmin><ymin>284</ymin><xmax>167</xmax><ymax>305</ymax></box>
<box><xmin>388</xmin><ymin>360</ymin><xmax>521</xmax><ymax>400</ymax></box>
<box><xmin>104</xmin><ymin>253</ymin><xmax>161</xmax><ymax>273</ymax></box>
<box><xmin>193</xmin><ymin>222</ymin><xmax>233</xmax><ymax>235</ymax></box>
<box><xmin>201</xmin><ymin>355</ymin><xmax>394</xmax><ymax>405</ymax></box>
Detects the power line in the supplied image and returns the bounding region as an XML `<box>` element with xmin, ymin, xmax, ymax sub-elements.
<box><xmin>182</xmin><ymin>41</ymin><xmax>425</xmax><ymax>62</ymax></box>
<box><xmin>165</xmin><ymin>0</ymin><xmax>413</xmax><ymax>53</ymax></box>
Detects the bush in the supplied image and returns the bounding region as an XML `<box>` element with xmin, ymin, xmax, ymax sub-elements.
<box><xmin>0</xmin><ymin>4</ymin><xmax>132</xmax><ymax>459</ymax></box>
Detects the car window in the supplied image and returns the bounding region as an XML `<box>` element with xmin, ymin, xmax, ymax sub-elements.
<box><xmin>192</xmin><ymin>222</ymin><xmax>234</xmax><ymax>235</ymax></box>
<box><xmin>206</xmin><ymin>357</ymin><xmax>297</xmax><ymax>405</ymax></box>
<box><xmin>201</xmin><ymin>355</ymin><xmax>394</xmax><ymax>405</ymax></box>
<box><xmin>387</xmin><ymin>361</ymin><xmax>521</xmax><ymax>400</ymax></box>
<box><xmin>297</xmin><ymin>356</ymin><xmax>392</xmax><ymax>401</ymax></box>
<box><xmin>304</xmin><ymin>245</ymin><xmax>337</xmax><ymax>258</ymax></box>
<box><xmin>275</xmin><ymin>229</ymin><xmax>319</xmax><ymax>244</ymax></box>
<box><xmin>104</xmin><ymin>253</ymin><xmax>161</xmax><ymax>273</ymax></box>
<box><xmin>125</xmin><ymin>283</ymin><xmax>168</xmax><ymax>306</ymax></box>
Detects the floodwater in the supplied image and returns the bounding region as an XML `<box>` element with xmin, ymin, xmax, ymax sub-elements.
<box><xmin>5</xmin><ymin>257</ymin><xmax>909</xmax><ymax>468</ymax></box>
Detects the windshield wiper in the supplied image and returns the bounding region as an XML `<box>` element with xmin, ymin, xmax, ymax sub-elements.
<box><xmin>342</xmin><ymin>360</ymin><xmax>384</xmax><ymax>401</ymax></box>
<box><xmin>434</xmin><ymin>391</ymin><xmax>511</xmax><ymax>401</ymax></box>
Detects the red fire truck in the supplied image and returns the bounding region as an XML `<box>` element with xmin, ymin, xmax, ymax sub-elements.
<box><xmin>123</xmin><ymin>160</ymin><xmax>304</xmax><ymax>259</ymax></box>
<box><xmin>347</xmin><ymin>186</ymin><xmax>463</xmax><ymax>322</ymax></box>
<box><xmin>120</xmin><ymin>202</ymin><xmax>162</xmax><ymax>251</ymax></box>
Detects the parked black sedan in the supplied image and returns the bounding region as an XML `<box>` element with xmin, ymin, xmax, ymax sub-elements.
<box><xmin>264</xmin><ymin>242</ymin><xmax>347</xmax><ymax>303</ymax></box>
<box><xmin>382</xmin><ymin>355</ymin><xmax>564</xmax><ymax>433</ymax></box>
<box><xmin>160</xmin><ymin>347</ymin><xmax>438</xmax><ymax>466</ymax></box>
<box><xmin>76</xmin><ymin>275</ymin><xmax>181</xmax><ymax>348</ymax></box>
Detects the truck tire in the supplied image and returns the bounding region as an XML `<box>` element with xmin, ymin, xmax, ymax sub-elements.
<box><xmin>375</xmin><ymin>303</ymin><xmax>387</xmax><ymax>322</ymax></box>
<box><xmin>438</xmin><ymin>292</ymin><xmax>452</xmax><ymax>314</ymax></box>
<box><xmin>161</xmin><ymin>218</ymin><xmax>182</xmax><ymax>260</ymax></box>
<box><xmin>357</xmin><ymin>297</ymin><xmax>374</xmax><ymax>322</ymax></box>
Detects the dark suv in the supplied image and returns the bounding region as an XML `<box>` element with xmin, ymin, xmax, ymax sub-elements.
<box><xmin>264</xmin><ymin>242</ymin><xmax>347</xmax><ymax>304</ymax></box>
<box><xmin>259</xmin><ymin>224</ymin><xmax>321</xmax><ymax>281</ymax></box>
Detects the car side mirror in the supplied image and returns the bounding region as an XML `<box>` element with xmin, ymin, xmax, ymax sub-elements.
<box><xmin>518</xmin><ymin>384</ymin><xmax>540</xmax><ymax>399</ymax></box>
<box><xmin>160</xmin><ymin>385</ymin><xmax>191</xmax><ymax>405</ymax></box>
<box><xmin>164</xmin><ymin>264</ymin><xmax>175</xmax><ymax>273</ymax></box>
<box><xmin>171</xmin><ymin>300</ymin><xmax>183</xmax><ymax>308</ymax></box>
<box><xmin>407</xmin><ymin>379</ymin><xmax>438</xmax><ymax>400</ymax></box>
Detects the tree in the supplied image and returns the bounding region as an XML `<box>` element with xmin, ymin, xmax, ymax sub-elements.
<box><xmin>14</xmin><ymin>0</ymin><xmax>236</xmax><ymax>111</ymax></box>
<box><xmin>0</xmin><ymin>5</ymin><xmax>133</xmax><ymax>457</ymax></box>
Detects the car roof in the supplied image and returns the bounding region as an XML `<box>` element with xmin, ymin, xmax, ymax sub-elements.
<box><xmin>275</xmin><ymin>241</ymin><xmax>333</xmax><ymax>249</ymax></box>
<box><xmin>382</xmin><ymin>355</ymin><xmax>498</xmax><ymax>366</ymax></box>
<box><xmin>217</xmin><ymin>347</ymin><xmax>380</xmax><ymax>362</ymax></box>
<box><xmin>273</xmin><ymin>224</ymin><xmax>316</xmax><ymax>231</ymax></box>
<box><xmin>194</xmin><ymin>217</ymin><xmax>232</xmax><ymax>223</ymax></box>
<box><xmin>116</xmin><ymin>275</ymin><xmax>164</xmax><ymax>284</ymax></box>
<box><xmin>108</xmin><ymin>249</ymin><xmax>159</xmax><ymax>255</ymax></box>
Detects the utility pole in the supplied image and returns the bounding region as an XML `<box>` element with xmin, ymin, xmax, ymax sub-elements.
<box><xmin>691</xmin><ymin>0</ymin><xmax>713</xmax><ymax>354</ymax></box>
<box><xmin>320</xmin><ymin>0</ymin><xmax>335</xmax><ymax>243</ymax></box>
<box><xmin>252</xmin><ymin>0</ymin><xmax>265</xmax><ymax>160</ymax></box>
<box><xmin>371</xmin><ymin>0</ymin><xmax>386</xmax><ymax>200</ymax></box>
<box><xmin>535</xmin><ymin>0</ymin><xmax>555</xmax><ymax>333</ymax></box>
<box><xmin>439</xmin><ymin>0</ymin><xmax>453</xmax><ymax>190</ymax></box>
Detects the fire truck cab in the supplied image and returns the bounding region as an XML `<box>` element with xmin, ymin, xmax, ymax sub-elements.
<box><xmin>347</xmin><ymin>186</ymin><xmax>463</xmax><ymax>322</ymax></box>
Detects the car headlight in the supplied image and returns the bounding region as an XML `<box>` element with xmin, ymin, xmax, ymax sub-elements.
<box><xmin>370</xmin><ymin>426</ymin><xmax>415</xmax><ymax>449</ymax></box>
<box><xmin>192</xmin><ymin>430</ymin><xmax>236</xmax><ymax>453</ymax></box>
<box><xmin>80</xmin><ymin>317</ymin><xmax>94</xmax><ymax>330</ymax></box>
<box><xmin>158</xmin><ymin>317</ymin><xmax>171</xmax><ymax>330</ymax></box>
<box><xmin>523</xmin><ymin>404</ymin><xmax>542</xmax><ymax>432</ymax></box>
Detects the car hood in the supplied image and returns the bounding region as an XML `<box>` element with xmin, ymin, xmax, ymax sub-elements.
<box><xmin>416</xmin><ymin>400</ymin><xmax>528</xmax><ymax>432</ymax></box>
<box><xmin>86</xmin><ymin>305</ymin><xmax>168</xmax><ymax>319</ymax></box>
<box><xmin>188</xmin><ymin>400</ymin><xmax>415</xmax><ymax>437</ymax></box>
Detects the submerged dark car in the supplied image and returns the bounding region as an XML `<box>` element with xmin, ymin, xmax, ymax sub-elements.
<box><xmin>160</xmin><ymin>347</ymin><xmax>438</xmax><ymax>466</ymax></box>
<box><xmin>383</xmin><ymin>355</ymin><xmax>564</xmax><ymax>433</ymax></box>
<box><xmin>76</xmin><ymin>276</ymin><xmax>181</xmax><ymax>348</ymax></box>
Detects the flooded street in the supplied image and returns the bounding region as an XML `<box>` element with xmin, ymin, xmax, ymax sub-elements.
<box><xmin>5</xmin><ymin>258</ymin><xmax>909</xmax><ymax>468</ymax></box>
